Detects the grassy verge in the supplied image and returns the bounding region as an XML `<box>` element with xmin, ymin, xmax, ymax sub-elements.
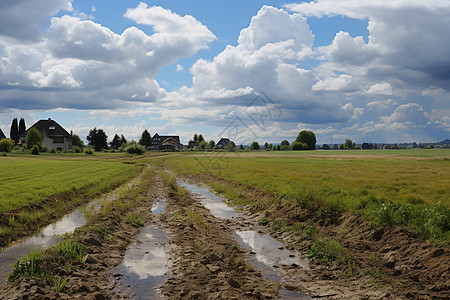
<box><xmin>0</xmin><ymin>155</ymin><xmax>144</xmax><ymax>247</ymax></box>
<box><xmin>7</xmin><ymin>166</ymin><xmax>155</xmax><ymax>291</ymax></box>
<box><xmin>161</xmin><ymin>153</ymin><xmax>449</xmax><ymax>243</ymax></box>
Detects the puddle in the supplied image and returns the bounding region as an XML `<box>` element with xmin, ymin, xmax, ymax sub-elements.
<box><xmin>151</xmin><ymin>198</ymin><xmax>167</xmax><ymax>215</ymax></box>
<box><xmin>177</xmin><ymin>179</ymin><xmax>239</xmax><ymax>219</ymax></box>
<box><xmin>110</xmin><ymin>225</ymin><xmax>171</xmax><ymax>299</ymax></box>
<box><xmin>236</xmin><ymin>231</ymin><xmax>311</xmax><ymax>299</ymax></box>
<box><xmin>177</xmin><ymin>178</ymin><xmax>312</xmax><ymax>299</ymax></box>
<box><xmin>0</xmin><ymin>180</ymin><xmax>133</xmax><ymax>287</ymax></box>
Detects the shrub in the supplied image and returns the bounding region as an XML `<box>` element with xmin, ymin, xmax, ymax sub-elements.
<box><xmin>72</xmin><ymin>145</ymin><xmax>82</xmax><ymax>153</ymax></box>
<box><xmin>31</xmin><ymin>145</ymin><xmax>39</xmax><ymax>155</ymax></box>
<box><xmin>40</xmin><ymin>145</ymin><xmax>48</xmax><ymax>153</ymax></box>
<box><xmin>0</xmin><ymin>139</ymin><xmax>15</xmax><ymax>152</ymax></box>
<box><xmin>50</xmin><ymin>148</ymin><xmax>56</xmax><ymax>153</ymax></box>
<box><xmin>123</xmin><ymin>141</ymin><xmax>145</xmax><ymax>155</ymax></box>
<box><xmin>83</xmin><ymin>147</ymin><xmax>94</xmax><ymax>155</ymax></box>
<box><xmin>291</xmin><ymin>142</ymin><xmax>307</xmax><ymax>150</ymax></box>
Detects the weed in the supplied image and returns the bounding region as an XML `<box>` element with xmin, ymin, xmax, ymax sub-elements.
<box><xmin>9</xmin><ymin>249</ymin><xmax>46</xmax><ymax>281</ymax></box>
<box><xmin>347</xmin><ymin>260</ymin><xmax>358</xmax><ymax>277</ymax></box>
<box><xmin>302</xmin><ymin>221</ymin><xmax>317</xmax><ymax>240</ymax></box>
<box><xmin>194</xmin><ymin>241</ymin><xmax>204</xmax><ymax>250</ymax></box>
<box><xmin>307</xmin><ymin>238</ymin><xmax>344</xmax><ymax>265</ymax></box>
<box><xmin>126</xmin><ymin>214</ymin><xmax>145</xmax><ymax>227</ymax></box>
<box><xmin>257</xmin><ymin>218</ymin><xmax>270</xmax><ymax>226</ymax></box>
<box><xmin>54</xmin><ymin>276</ymin><xmax>68</xmax><ymax>293</ymax></box>
<box><xmin>271</xmin><ymin>219</ymin><xmax>286</xmax><ymax>232</ymax></box>
<box><xmin>8</xmin><ymin>215</ymin><xmax>16</xmax><ymax>227</ymax></box>
<box><xmin>52</xmin><ymin>239</ymin><xmax>85</xmax><ymax>263</ymax></box>
<box><xmin>364</xmin><ymin>267</ymin><xmax>386</xmax><ymax>281</ymax></box>
<box><xmin>294</xmin><ymin>222</ymin><xmax>302</xmax><ymax>235</ymax></box>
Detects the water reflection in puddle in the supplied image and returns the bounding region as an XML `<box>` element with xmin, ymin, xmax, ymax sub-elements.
<box><xmin>177</xmin><ymin>179</ymin><xmax>239</xmax><ymax>219</ymax></box>
<box><xmin>236</xmin><ymin>231</ymin><xmax>311</xmax><ymax>299</ymax></box>
<box><xmin>111</xmin><ymin>226</ymin><xmax>171</xmax><ymax>299</ymax></box>
<box><xmin>0</xmin><ymin>185</ymin><xmax>125</xmax><ymax>286</ymax></box>
<box><xmin>177</xmin><ymin>178</ymin><xmax>311</xmax><ymax>299</ymax></box>
<box><xmin>151</xmin><ymin>198</ymin><xmax>167</xmax><ymax>216</ymax></box>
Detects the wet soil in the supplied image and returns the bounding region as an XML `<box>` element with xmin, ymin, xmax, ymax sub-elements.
<box><xmin>0</xmin><ymin>166</ymin><xmax>448</xmax><ymax>299</ymax></box>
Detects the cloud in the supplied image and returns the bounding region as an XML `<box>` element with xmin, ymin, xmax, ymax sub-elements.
<box><xmin>185</xmin><ymin>6</ymin><xmax>354</xmax><ymax>125</ymax></box>
<box><xmin>176</xmin><ymin>64</ymin><xmax>184</xmax><ymax>72</ymax></box>
<box><xmin>0</xmin><ymin>3</ymin><xmax>215</xmax><ymax>111</ymax></box>
<box><xmin>367</xmin><ymin>82</ymin><xmax>393</xmax><ymax>95</ymax></box>
<box><xmin>0</xmin><ymin>0</ymin><xmax>73</xmax><ymax>42</ymax></box>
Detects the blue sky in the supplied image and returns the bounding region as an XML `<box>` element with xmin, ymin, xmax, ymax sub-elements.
<box><xmin>1</xmin><ymin>0</ymin><xmax>449</xmax><ymax>145</ymax></box>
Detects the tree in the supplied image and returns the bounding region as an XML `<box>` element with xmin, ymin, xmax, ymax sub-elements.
<box><xmin>199</xmin><ymin>140</ymin><xmax>209</xmax><ymax>150</ymax></box>
<box><xmin>239</xmin><ymin>144</ymin><xmax>244</xmax><ymax>150</ymax></box>
<box><xmin>276</xmin><ymin>145</ymin><xmax>281</xmax><ymax>151</ymax></box>
<box><xmin>86</xmin><ymin>128</ymin><xmax>108</xmax><ymax>151</ymax></box>
<box><xmin>344</xmin><ymin>139</ymin><xmax>355</xmax><ymax>149</ymax></box>
<box><xmin>121</xmin><ymin>135</ymin><xmax>127</xmax><ymax>145</ymax></box>
<box><xmin>10</xmin><ymin>118</ymin><xmax>18</xmax><ymax>144</ymax></box>
<box><xmin>280</xmin><ymin>140</ymin><xmax>290</xmax><ymax>151</ymax></box>
<box><xmin>264</xmin><ymin>142</ymin><xmax>269</xmax><ymax>150</ymax></box>
<box><xmin>295</xmin><ymin>130</ymin><xmax>316</xmax><ymax>150</ymax></box>
<box><xmin>72</xmin><ymin>134</ymin><xmax>84</xmax><ymax>148</ymax></box>
<box><xmin>25</xmin><ymin>128</ymin><xmax>42</xmax><ymax>149</ymax></box>
<box><xmin>269</xmin><ymin>143</ymin><xmax>273</xmax><ymax>150</ymax></box>
<box><xmin>209</xmin><ymin>140</ymin><xmax>215</xmax><ymax>149</ymax></box>
<box><xmin>139</xmin><ymin>130</ymin><xmax>151</xmax><ymax>148</ymax></box>
<box><xmin>250</xmin><ymin>141</ymin><xmax>260</xmax><ymax>150</ymax></box>
<box><xmin>198</xmin><ymin>134</ymin><xmax>205</xmax><ymax>142</ymax></box>
<box><xmin>110</xmin><ymin>134</ymin><xmax>121</xmax><ymax>149</ymax></box>
<box><xmin>193</xmin><ymin>133</ymin><xmax>198</xmax><ymax>143</ymax></box>
<box><xmin>18</xmin><ymin>118</ymin><xmax>26</xmax><ymax>137</ymax></box>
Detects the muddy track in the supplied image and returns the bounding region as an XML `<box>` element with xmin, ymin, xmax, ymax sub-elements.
<box><xmin>1</xmin><ymin>167</ymin><xmax>448</xmax><ymax>299</ymax></box>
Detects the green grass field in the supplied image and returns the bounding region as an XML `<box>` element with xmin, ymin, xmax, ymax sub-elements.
<box><xmin>0</xmin><ymin>155</ymin><xmax>139</xmax><ymax>213</ymax></box>
<box><xmin>163</xmin><ymin>150</ymin><xmax>450</xmax><ymax>241</ymax></box>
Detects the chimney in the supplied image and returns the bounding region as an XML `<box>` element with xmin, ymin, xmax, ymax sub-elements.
<box><xmin>71</xmin><ymin>131</ymin><xmax>73</xmax><ymax>136</ymax></box>
<box><xmin>48</xmin><ymin>118</ymin><xmax>51</xmax><ymax>121</ymax></box>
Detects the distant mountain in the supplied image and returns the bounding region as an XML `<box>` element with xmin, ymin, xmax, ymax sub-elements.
<box><xmin>436</xmin><ymin>139</ymin><xmax>450</xmax><ymax>145</ymax></box>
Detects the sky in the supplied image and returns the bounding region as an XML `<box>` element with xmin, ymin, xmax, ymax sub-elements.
<box><xmin>1</xmin><ymin>0</ymin><xmax>449</xmax><ymax>145</ymax></box>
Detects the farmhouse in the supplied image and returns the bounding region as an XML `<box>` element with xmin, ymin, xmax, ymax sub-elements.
<box><xmin>215</xmin><ymin>138</ymin><xmax>231</xmax><ymax>149</ymax></box>
<box><xmin>0</xmin><ymin>128</ymin><xmax>5</xmax><ymax>140</ymax></box>
<box><xmin>20</xmin><ymin>118</ymin><xmax>73</xmax><ymax>151</ymax></box>
<box><xmin>151</xmin><ymin>133</ymin><xmax>182</xmax><ymax>150</ymax></box>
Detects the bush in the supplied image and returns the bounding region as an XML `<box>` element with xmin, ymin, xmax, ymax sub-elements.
<box><xmin>50</xmin><ymin>148</ymin><xmax>56</xmax><ymax>153</ymax></box>
<box><xmin>72</xmin><ymin>145</ymin><xmax>82</xmax><ymax>153</ymax></box>
<box><xmin>31</xmin><ymin>145</ymin><xmax>39</xmax><ymax>155</ymax></box>
<box><xmin>40</xmin><ymin>145</ymin><xmax>48</xmax><ymax>153</ymax></box>
<box><xmin>0</xmin><ymin>139</ymin><xmax>15</xmax><ymax>152</ymax></box>
<box><xmin>291</xmin><ymin>142</ymin><xmax>307</xmax><ymax>150</ymax></box>
<box><xmin>83</xmin><ymin>147</ymin><xmax>94</xmax><ymax>155</ymax></box>
<box><xmin>123</xmin><ymin>141</ymin><xmax>145</xmax><ymax>155</ymax></box>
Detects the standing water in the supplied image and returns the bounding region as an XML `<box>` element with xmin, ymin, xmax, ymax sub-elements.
<box><xmin>0</xmin><ymin>179</ymin><xmax>135</xmax><ymax>287</ymax></box>
<box><xmin>176</xmin><ymin>178</ymin><xmax>312</xmax><ymax>299</ymax></box>
<box><xmin>110</xmin><ymin>225</ymin><xmax>171</xmax><ymax>299</ymax></box>
<box><xmin>111</xmin><ymin>197</ymin><xmax>171</xmax><ymax>299</ymax></box>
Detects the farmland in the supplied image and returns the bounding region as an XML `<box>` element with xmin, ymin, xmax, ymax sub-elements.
<box><xmin>0</xmin><ymin>149</ymin><xmax>449</xmax><ymax>299</ymax></box>
<box><xmin>0</xmin><ymin>154</ymin><xmax>142</xmax><ymax>246</ymax></box>
<box><xmin>164</xmin><ymin>150</ymin><xmax>450</xmax><ymax>241</ymax></box>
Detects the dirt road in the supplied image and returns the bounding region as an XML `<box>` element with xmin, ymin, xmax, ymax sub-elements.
<box><xmin>1</xmin><ymin>167</ymin><xmax>448</xmax><ymax>299</ymax></box>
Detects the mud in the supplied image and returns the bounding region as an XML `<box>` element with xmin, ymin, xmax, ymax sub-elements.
<box><xmin>1</xmin><ymin>166</ymin><xmax>448</xmax><ymax>300</ymax></box>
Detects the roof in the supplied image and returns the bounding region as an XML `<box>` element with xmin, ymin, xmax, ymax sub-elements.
<box><xmin>153</xmin><ymin>134</ymin><xmax>180</xmax><ymax>144</ymax></box>
<box><xmin>162</xmin><ymin>137</ymin><xmax>182</xmax><ymax>147</ymax></box>
<box><xmin>0</xmin><ymin>128</ymin><xmax>6</xmax><ymax>139</ymax></box>
<box><xmin>22</xmin><ymin>118</ymin><xmax>72</xmax><ymax>138</ymax></box>
<box><xmin>217</xmin><ymin>138</ymin><xmax>231</xmax><ymax>146</ymax></box>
